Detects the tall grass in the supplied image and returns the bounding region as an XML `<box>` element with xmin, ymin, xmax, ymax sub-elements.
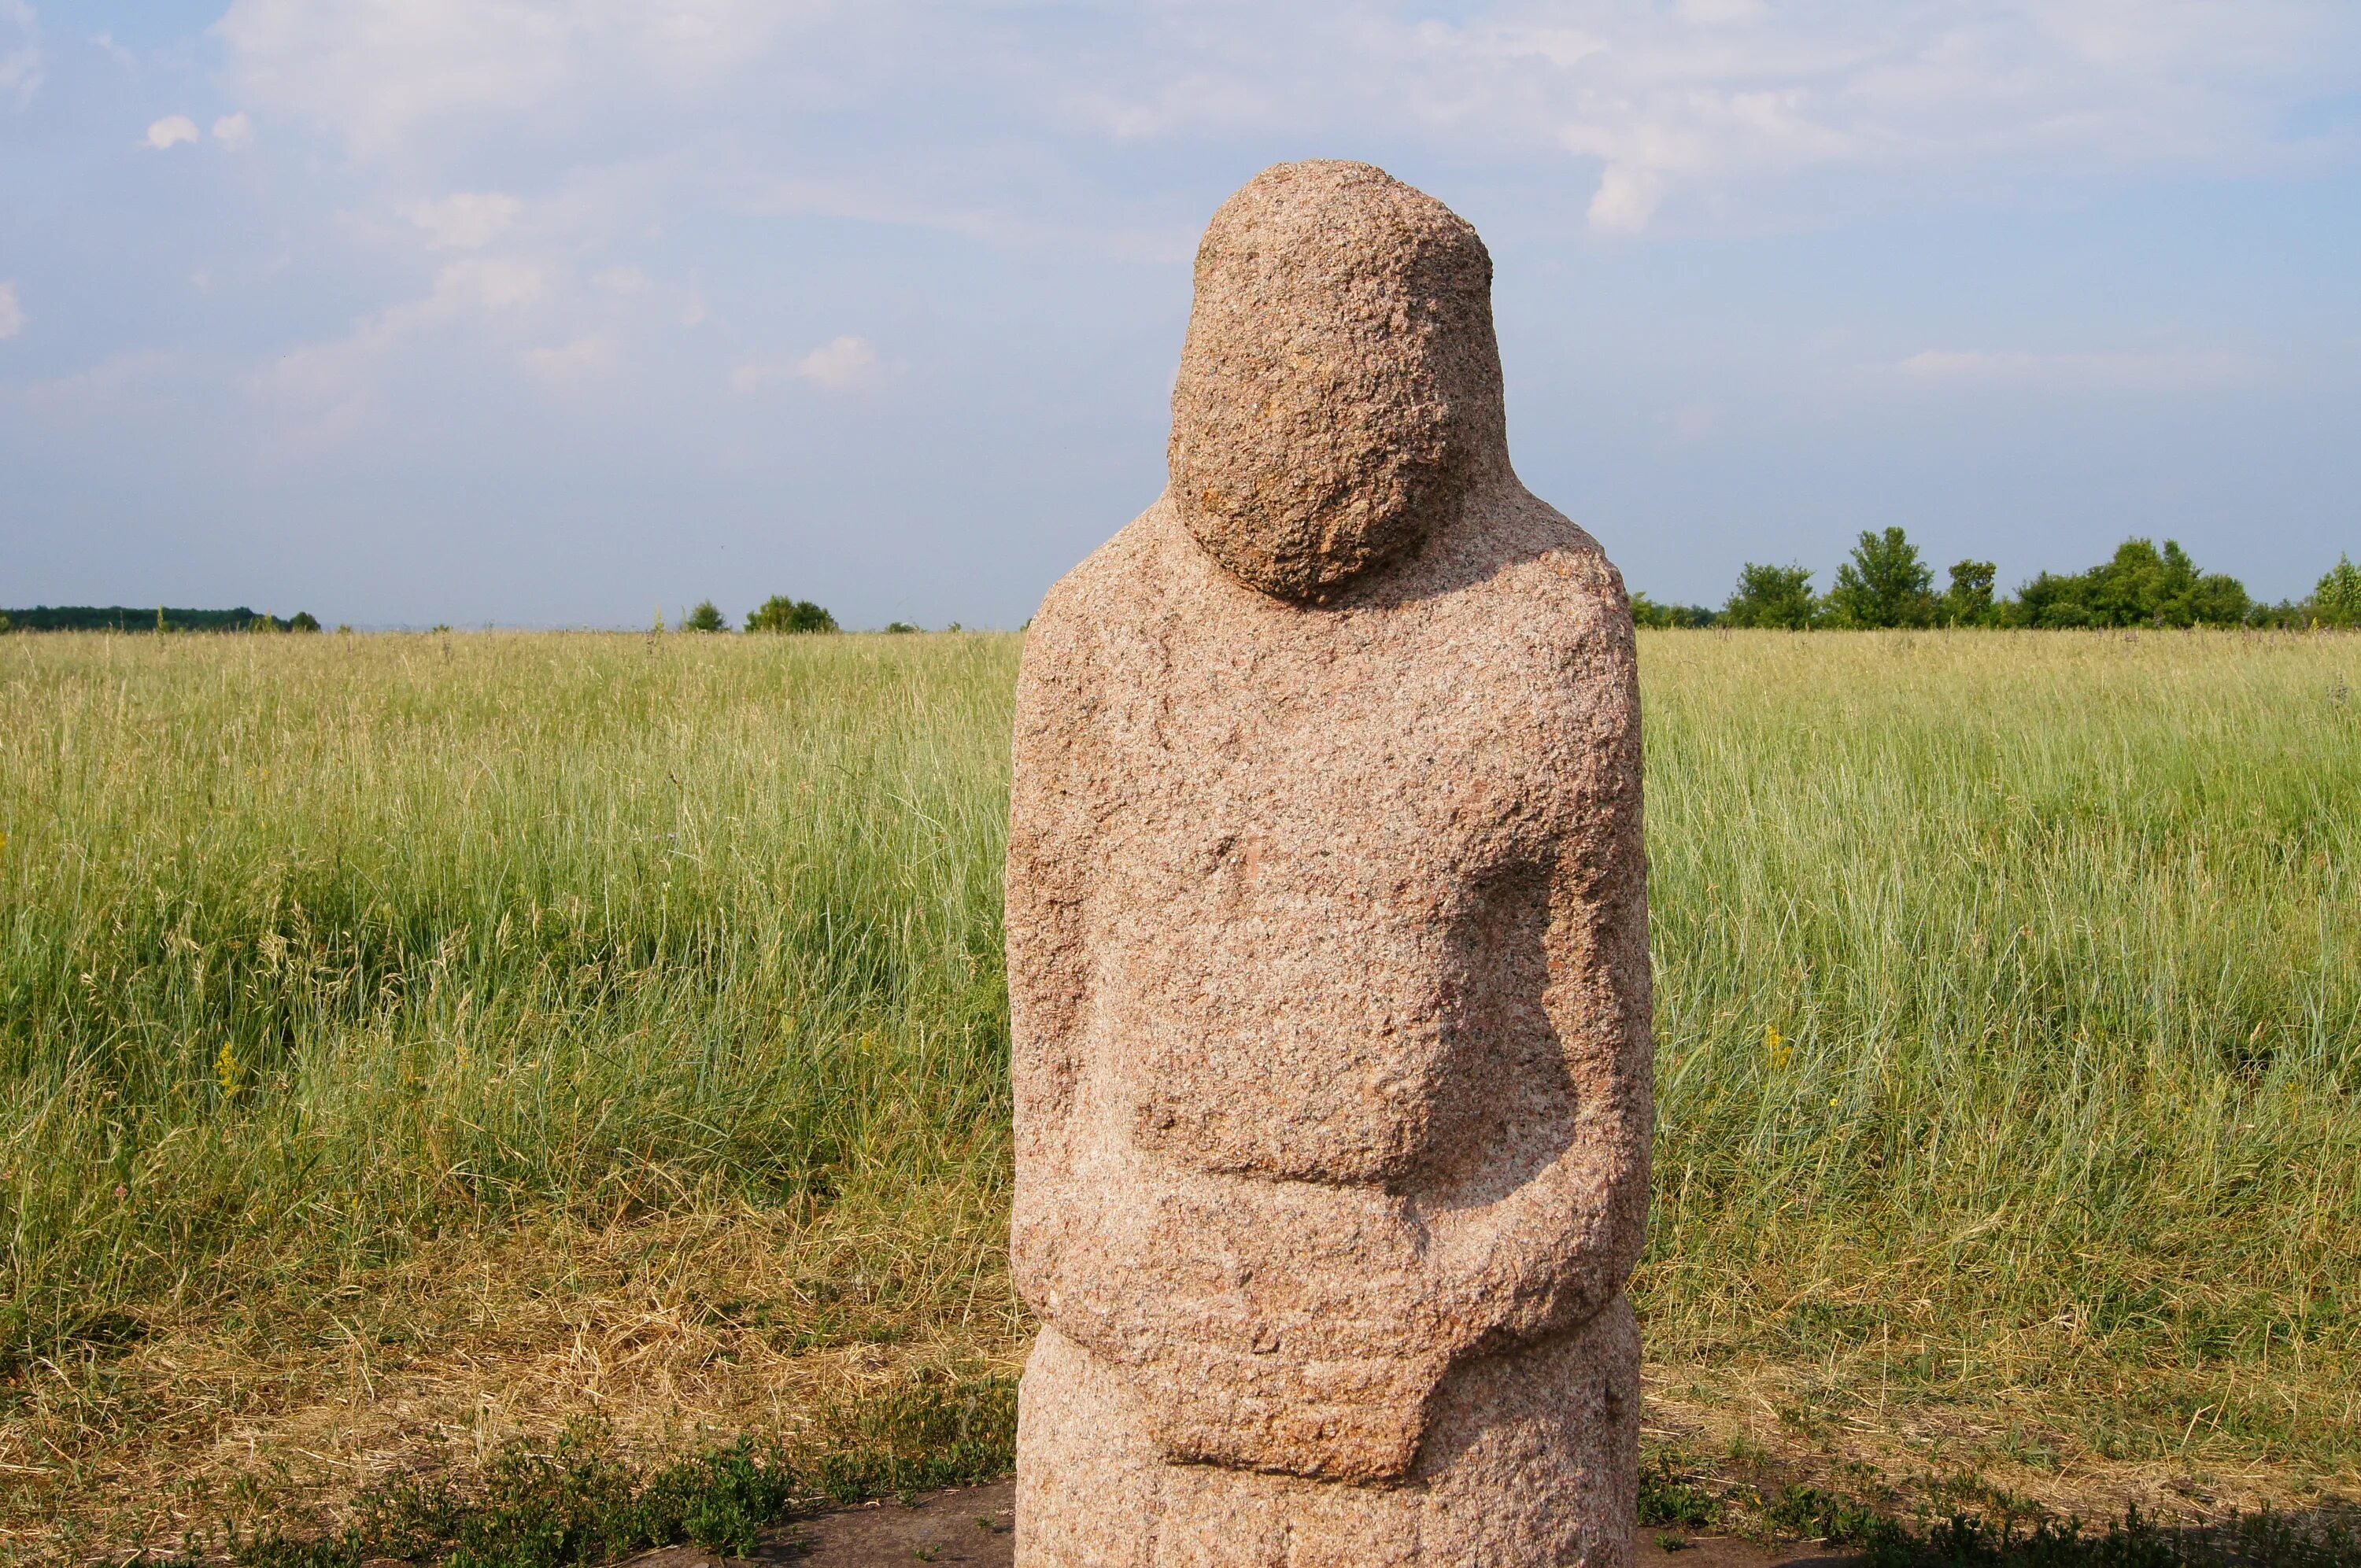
<box><xmin>1636</xmin><ymin>631</ymin><xmax>2359</xmax><ymax>1474</ymax></box>
<box><xmin>1</xmin><ymin>632</ymin><xmax>1016</xmax><ymax>1371</ymax></box>
<box><xmin>2</xmin><ymin>627</ymin><xmax>2355</xmax><ymax>1526</ymax></box>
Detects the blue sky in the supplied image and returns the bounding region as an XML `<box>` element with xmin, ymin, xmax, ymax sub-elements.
<box><xmin>3</xmin><ymin>2</ymin><xmax>2358</xmax><ymax>629</ymax></box>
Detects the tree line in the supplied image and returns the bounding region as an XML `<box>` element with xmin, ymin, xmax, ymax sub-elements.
<box><xmin>678</xmin><ymin>597</ymin><xmax>935</xmax><ymax>634</ymax></box>
<box><xmin>0</xmin><ymin>605</ymin><xmax>324</xmax><ymax>633</ymax></box>
<box><xmin>1635</xmin><ymin>533</ymin><xmax>2361</xmax><ymax>630</ymax></box>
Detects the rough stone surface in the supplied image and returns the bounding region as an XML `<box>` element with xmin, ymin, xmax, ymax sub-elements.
<box><xmin>1007</xmin><ymin>159</ymin><xmax>1652</xmax><ymax>1566</ymax></box>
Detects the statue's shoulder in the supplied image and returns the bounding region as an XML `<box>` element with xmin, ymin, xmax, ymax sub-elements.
<box><xmin>1029</xmin><ymin>502</ymin><xmax>1180</xmax><ymax>636</ymax></box>
<box><xmin>1424</xmin><ymin>485</ymin><xmax>1631</xmax><ymax>647</ymax></box>
<box><xmin>1024</xmin><ymin>500</ymin><xmax>1201</xmax><ymax>670</ymax></box>
<box><xmin>1017</xmin><ymin>500</ymin><xmax>1190</xmax><ymax>714</ymax></box>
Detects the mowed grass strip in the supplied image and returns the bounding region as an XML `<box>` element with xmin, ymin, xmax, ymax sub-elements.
<box><xmin>1</xmin><ymin>627</ymin><xmax>2355</xmax><ymax>1548</ymax></box>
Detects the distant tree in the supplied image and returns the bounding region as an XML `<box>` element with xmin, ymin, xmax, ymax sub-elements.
<box><xmin>1631</xmin><ymin>592</ymin><xmax>1717</xmax><ymax>629</ymax></box>
<box><xmin>0</xmin><ymin>612</ymin><xmax>10</xmax><ymax>633</ymax></box>
<box><xmin>1823</xmin><ymin>527</ymin><xmax>1936</xmax><ymax>629</ymax></box>
<box><xmin>247</xmin><ymin>614</ymin><xmax>280</xmax><ymax>633</ymax></box>
<box><xmin>884</xmin><ymin>621</ymin><xmax>921</xmax><ymax>634</ymax></box>
<box><xmin>1721</xmin><ymin>563</ymin><xmax>1817</xmax><ymax>629</ymax></box>
<box><xmin>2315</xmin><ymin>554</ymin><xmax>2361</xmax><ymax>627</ymax></box>
<box><xmin>2016</xmin><ymin>538</ymin><xmax>2250</xmax><ymax>628</ymax></box>
<box><xmin>745</xmin><ymin>596</ymin><xmax>839</xmax><ymax>633</ymax></box>
<box><xmin>682</xmin><ymin>600</ymin><xmax>730</xmax><ymax>633</ymax></box>
<box><xmin>289</xmin><ymin>611</ymin><xmax>322</xmax><ymax>633</ymax></box>
<box><xmin>1938</xmin><ymin>560</ymin><xmax>1997</xmax><ymax>627</ymax></box>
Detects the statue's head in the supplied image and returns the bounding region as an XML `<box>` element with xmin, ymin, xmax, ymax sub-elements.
<box><xmin>1169</xmin><ymin>160</ymin><xmax>1509</xmax><ymax>602</ymax></box>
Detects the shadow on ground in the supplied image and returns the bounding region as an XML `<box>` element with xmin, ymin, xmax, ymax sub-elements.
<box><xmin>626</xmin><ymin>1481</ymin><xmax>1867</xmax><ymax>1568</ymax></box>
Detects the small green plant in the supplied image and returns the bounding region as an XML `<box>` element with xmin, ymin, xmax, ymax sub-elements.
<box><xmin>1639</xmin><ymin>1449</ymin><xmax>1720</xmax><ymax>1531</ymax></box>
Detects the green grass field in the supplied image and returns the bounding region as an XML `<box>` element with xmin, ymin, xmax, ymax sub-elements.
<box><xmin>2</xmin><ymin>627</ymin><xmax>2356</xmax><ymax>1557</ymax></box>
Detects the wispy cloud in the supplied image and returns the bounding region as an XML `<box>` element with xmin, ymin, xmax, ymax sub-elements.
<box><xmin>521</xmin><ymin>333</ymin><xmax>617</xmax><ymax>387</ymax></box>
<box><xmin>1895</xmin><ymin>347</ymin><xmax>2267</xmax><ymax>393</ymax></box>
<box><xmin>405</xmin><ymin>191</ymin><xmax>522</xmax><ymax>250</ymax></box>
<box><xmin>730</xmin><ymin>334</ymin><xmax>882</xmax><ymax>394</ymax></box>
<box><xmin>205</xmin><ymin>1</ymin><xmax>2361</xmax><ymax>245</ymax></box>
<box><xmin>257</xmin><ymin>256</ymin><xmax>549</xmax><ymax>438</ymax></box>
<box><xmin>0</xmin><ymin>280</ymin><xmax>24</xmax><ymax>340</ymax></box>
<box><xmin>212</xmin><ymin>112</ymin><xmax>254</xmax><ymax>150</ymax></box>
<box><xmin>0</xmin><ymin>0</ymin><xmax>39</xmax><ymax>109</ymax></box>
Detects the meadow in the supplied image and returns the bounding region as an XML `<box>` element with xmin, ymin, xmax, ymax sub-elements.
<box><xmin>2</xmin><ymin>627</ymin><xmax>2355</xmax><ymax>1559</ymax></box>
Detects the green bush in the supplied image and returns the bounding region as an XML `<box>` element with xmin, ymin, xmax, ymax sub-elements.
<box><xmin>1632</xmin><ymin>593</ymin><xmax>1716</xmax><ymax>629</ymax></box>
<box><xmin>1939</xmin><ymin>559</ymin><xmax>1998</xmax><ymax>627</ymax></box>
<box><xmin>2316</xmin><ymin>554</ymin><xmax>2361</xmax><ymax>628</ymax></box>
<box><xmin>2013</xmin><ymin>539</ymin><xmax>2251</xmax><ymax>629</ymax></box>
<box><xmin>1721</xmin><ymin>563</ymin><xmax>1817</xmax><ymax>629</ymax></box>
<box><xmin>1823</xmin><ymin>527</ymin><xmax>1937</xmax><ymax>629</ymax></box>
<box><xmin>746</xmin><ymin>596</ymin><xmax>839</xmax><ymax>634</ymax></box>
<box><xmin>682</xmin><ymin>601</ymin><xmax>730</xmax><ymax>633</ymax></box>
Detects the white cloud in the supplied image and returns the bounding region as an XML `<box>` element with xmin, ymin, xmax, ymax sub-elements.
<box><xmin>205</xmin><ymin>0</ymin><xmax>2361</xmax><ymax>245</ymax></box>
<box><xmin>215</xmin><ymin>0</ymin><xmax>805</xmax><ymax>157</ymax></box>
<box><xmin>212</xmin><ymin>112</ymin><xmax>254</xmax><ymax>149</ymax></box>
<box><xmin>1895</xmin><ymin>348</ymin><xmax>2265</xmax><ymax>393</ymax></box>
<box><xmin>593</xmin><ymin>265</ymin><xmax>646</xmax><ymax>293</ymax></box>
<box><xmin>730</xmin><ymin>334</ymin><xmax>883</xmax><ymax>395</ymax></box>
<box><xmin>1586</xmin><ymin>166</ymin><xmax>1663</xmax><ymax>234</ymax></box>
<box><xmin>0</xmin><ymin>0</ymin><xmax>39</xmax><ymax>109</ymax></box>
<box><xmin>145</xmin><ymin>114</ymin><xmax>199</xmax><ymax>149</ymax></box>
<box><xmin>1357</xmin><ymin>2</ymin><xmax>2361</xmax><ymax>231</ymax></box>
<box><xmin>0</xmin><ymin>280</ymin><xmax>23</xmax><ymax>340</ymax></box>
<box><xmin>0</xmin><ymin>349</ymin><xmax>181</xmax><ymax>411</ymax></box>
<box><xmin>256</xmin><ymin>256</ymin><xmax>548</xmax><ymax>437</ymax></box>
<box><xmin>522</xmin><ymin>333</ymin><xmax>616</xmax><ymax>386</ymax></box>
<box><xmin>794</xmin><ymin>334</ymin><xmax>878</xmax><ymax>389</ymax></box>
<box><xmin>405</xmin><ymin>190</ymin><xmax>522</xmax><ymax>250</ymax></box>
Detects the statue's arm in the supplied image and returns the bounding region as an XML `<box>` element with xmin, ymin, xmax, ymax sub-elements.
<box><xmin>1428</xmin><ymin>651</ymin><xmax>1654</xmax><ymax>1356</ymax></box>
<box><xmin>1004</xmin><ymin>596</ymin><xmax>1103</xmax><ymax>1312</ymax></box>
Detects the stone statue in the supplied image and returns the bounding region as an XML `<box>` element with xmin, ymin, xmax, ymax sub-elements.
<box><xmin>1007</xmin><ymin>159</ymin><xmax>1652</xmax><ymax>1567</ymax></box>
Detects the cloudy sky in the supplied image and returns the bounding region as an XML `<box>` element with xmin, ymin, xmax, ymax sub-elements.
<box><xmin>3</xmin><ymin>2</ymin><xmax>2358</xmax><ymax>628</ymax></box>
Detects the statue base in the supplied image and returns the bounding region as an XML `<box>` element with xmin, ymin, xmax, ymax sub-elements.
<box><xmin>1015</xmin><ymin>1301</ymin><xmax>1638</xmax><ymax>1568</ymax></box>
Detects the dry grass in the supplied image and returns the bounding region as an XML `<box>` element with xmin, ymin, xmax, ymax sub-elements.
<box><xmin>2</xmin><ymin>626</ymin><xmax>2355</xmax><ymax>1559</ymax></box>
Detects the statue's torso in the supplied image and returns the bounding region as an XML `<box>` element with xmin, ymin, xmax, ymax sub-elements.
<box><xmin>1052</xmin><ymin>497</ymin><xmax>1633</xmax><ymax>1203</ymax></box>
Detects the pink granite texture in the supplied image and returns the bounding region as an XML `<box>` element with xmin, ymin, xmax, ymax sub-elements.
<box><xmin>1007</xmin><ymin>159</ymin><xmax>1652</xmax><ymax>1567</ymax></box>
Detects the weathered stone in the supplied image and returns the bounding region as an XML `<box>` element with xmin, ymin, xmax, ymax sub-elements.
<box><xmin>1007</xmin><ymin>159</ymin><xmax>1652</xmax><ymax>1566</ymax></box>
